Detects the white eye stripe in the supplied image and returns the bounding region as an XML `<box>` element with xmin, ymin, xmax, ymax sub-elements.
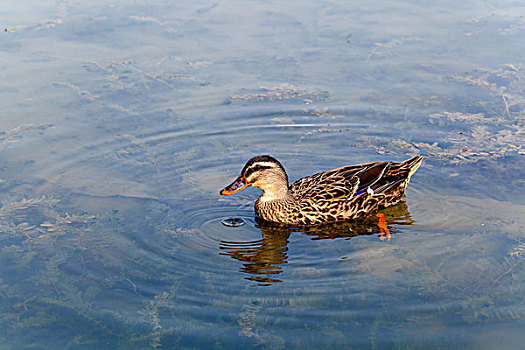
<box><xmin>247</xmin><ymin>162</ymin><xmax>277</xmax><ymax>170</ymax></box>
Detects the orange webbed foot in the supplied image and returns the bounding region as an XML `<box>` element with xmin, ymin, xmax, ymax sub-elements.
<box><xmin>376</xmin><ymin>213</ymin><xmax>391</xmax><ymax>241</ymax></box>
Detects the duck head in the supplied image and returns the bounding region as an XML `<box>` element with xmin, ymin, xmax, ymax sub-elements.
<box><xmin>220</xmin><ymin>155</ymin><xmax>290</xmax><ymax>201</ymax></box>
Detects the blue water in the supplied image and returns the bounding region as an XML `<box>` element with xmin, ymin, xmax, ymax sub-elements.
<box><xmin>1</xmin><ymin>0</ymin><xmax>524</xmax><ymax>348</ymax></box>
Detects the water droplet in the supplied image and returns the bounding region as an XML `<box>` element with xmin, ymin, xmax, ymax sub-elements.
<box><xmin>221</xmin><ymin>217</ymin><xmax>246</xmax><ymax>227</ymax></box>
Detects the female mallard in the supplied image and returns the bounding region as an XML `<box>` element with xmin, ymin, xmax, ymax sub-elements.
<box><xmin>220</xmin><ymin>155</ymin><xmax>422</xmax><ymax>225</ymax></box>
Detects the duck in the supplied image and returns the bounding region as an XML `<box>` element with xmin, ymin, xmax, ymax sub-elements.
<box><xmin>220</xmin><ymin>155</ymin><xmax>422</xmax><ymax>225</ymax></box>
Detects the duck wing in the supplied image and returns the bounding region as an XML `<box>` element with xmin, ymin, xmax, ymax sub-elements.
<box><xmin>290</xmin><ymin>161</ymin><xmax>390</xmax><ymax>201</ymax></box>
<box><xmin>364</xmin><ymin>156</ymin><xmax>422</xmax><ymax>194</ymax></box>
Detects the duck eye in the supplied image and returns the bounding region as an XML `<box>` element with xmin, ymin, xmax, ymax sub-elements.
<box><xmin>252</xmin><ymin>165</ymin><xmax>264</xmax><ymax>173</ymax></box>
<box><xmin>245</xmin><ymin>164</ymin><xmax>272</xmax><ymax>179</ymax></box>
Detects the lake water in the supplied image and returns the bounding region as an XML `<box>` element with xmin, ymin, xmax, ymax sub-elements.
<box><xmin>1</xmin><ymin>0</ymin><xmax>524</xmax><ymax>348</ymax></box>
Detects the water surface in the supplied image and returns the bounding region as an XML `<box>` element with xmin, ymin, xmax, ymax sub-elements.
<box><xmin>1</xmin><ymin>0</ymin><xmax>524</xmax><ymax>348</ymax></box>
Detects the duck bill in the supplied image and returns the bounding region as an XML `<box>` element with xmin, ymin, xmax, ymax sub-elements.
<box><xmin>220</xmin><ymin>175</ymin><xmax>251</xmax><ymax>195</ymax></box>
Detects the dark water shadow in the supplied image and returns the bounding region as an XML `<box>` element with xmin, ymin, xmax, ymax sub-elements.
<box><xmin>220</xmin><ymin>203</ymin><xmax>414</xmax><ymax>284</ymax></box>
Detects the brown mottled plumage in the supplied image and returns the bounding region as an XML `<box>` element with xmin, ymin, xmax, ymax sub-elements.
<box><xmin>220</xmin><ymin>155</ymin><xmax>422</xmax><ymax>225</ymax></box>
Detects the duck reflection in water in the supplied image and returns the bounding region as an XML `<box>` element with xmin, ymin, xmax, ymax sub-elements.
<box><xmin>220</xmin><ymin>203</ymin><xmax>414</xmax><ymax>284</ymax></box>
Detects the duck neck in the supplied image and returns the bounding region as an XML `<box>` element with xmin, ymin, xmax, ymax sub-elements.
<box><xmin>258</xmin><ymin>183</ymin><xmax>293</xmax><ymax>203</ymax></box>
